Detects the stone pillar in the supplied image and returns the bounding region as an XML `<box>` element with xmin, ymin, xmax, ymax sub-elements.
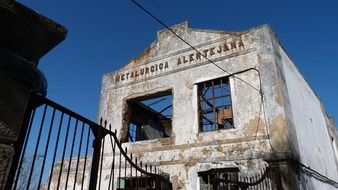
<box><xmin>0</xmin><ymin>1</ymin><xmax>67</xmax><ymax>189</ymax></box>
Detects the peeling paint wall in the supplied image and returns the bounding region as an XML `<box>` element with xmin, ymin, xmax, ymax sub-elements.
<box><xmin>96</xmin><ymin>22</ymin><xmax>337</xmax><ymax>190</ymax></box>
<box><xmin>274</xmin><ymin>42</ymin><xmax>338</xmax><ymax>190</ymax></box>
<box><xmin>97</xmin><ymin>23</ymin><xmax>281</xmax><ymax>190</ymax></box>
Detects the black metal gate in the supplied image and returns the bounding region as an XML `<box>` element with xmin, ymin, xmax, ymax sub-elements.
<box><xmin>5</xmin><ymin>93</ymin><xmax>171</xmax><ymax>190</ymax></box>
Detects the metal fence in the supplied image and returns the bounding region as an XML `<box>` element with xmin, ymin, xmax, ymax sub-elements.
<box><xmin>5</xmin><ymin>93</ymin><xmax>170</xmax><ymax>190</ymax></box>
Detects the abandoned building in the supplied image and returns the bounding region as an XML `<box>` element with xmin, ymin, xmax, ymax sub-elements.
<box><xmin>96</xmin><ymin>22</ymin><xmax>338</xmax><ymax>189</ymax></box>
<box><xmin>2</xmin><ymin>1</ymin><xmax>337</xmax><ymax>188</ymax></box>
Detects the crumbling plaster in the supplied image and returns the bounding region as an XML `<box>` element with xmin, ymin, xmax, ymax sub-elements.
<box><xmin>97</xmin><ymin>23</ymin><xmax>289</xmax><ymax>189</ymax></box>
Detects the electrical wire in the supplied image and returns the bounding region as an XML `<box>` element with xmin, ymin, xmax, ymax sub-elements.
<box><xmin>130</xmin><ymin>0</ymin><xmax>338</xmax><ymax>188</ymax></box>
<box><xmin>249</xmin><ymin>92</ymin><xmax>264</xmax><ymax>160</ymax></box>
<box><xmin>130</xmin><ymin>0</ymin><xmax>260</xmax><ymax>93</ymax></box>
<box><xmin>130</xmin><ymin>0</ymin><xmax>270</xmax><ymax>161</ymax></box>
<box><xmin>261</xmin><ymin>90</ymin><xmax>275</xmax><ymax>152</ymax></box>
<box><xmin>297</xmin><ymin>161</ymin><xmax>338</xmax><ymax>188</ymax></box>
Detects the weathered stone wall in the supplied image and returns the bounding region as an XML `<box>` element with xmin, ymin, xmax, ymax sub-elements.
<box><xmin>0</xmin><ymin>1</ymin><xmax>66</xmax><ymax>189</ymax></box>
<box><xmin>98</xmin><ymin>23</ymin><xmax>287</xmax><ymax>190</ymax></box>
<box><xmin>98</xmin><ymin>22</ymin><xmax>337</xmax><ymax>189</ymax></box>
<box><xmin>0</xmin><ymin>60</ymin><xmax>31</xmax><ymax>190</ymax></box>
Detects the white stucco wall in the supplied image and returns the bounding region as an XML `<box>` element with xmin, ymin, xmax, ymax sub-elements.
<box><xmin>96</xmin><ymin>23</ymin><xmax>338</xmax><ymax>189</ymax></box>
<box><xmin>278</xmin><ymin>45</ymin><xmax>338</xmax><ymax>190</ymax></box>
<box><xmin>97</xmin><ymin>23</ymin><xmax>277</xmax><ymax>189</ymax></box>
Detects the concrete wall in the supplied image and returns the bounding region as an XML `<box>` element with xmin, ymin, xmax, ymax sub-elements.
<box><xmin>98</xmin><ymin>23</ymin><xmax>289</xmax><ymax>189</ymax></box>
<box><xmin>274</xmin><ymin>38</ymin><xmax>338</xmax><ymax>189</ymax></box>
<box><xmin>98</xmin><ymin>22</ymin><xmax>338</xmax><ymax>189</ymax></box>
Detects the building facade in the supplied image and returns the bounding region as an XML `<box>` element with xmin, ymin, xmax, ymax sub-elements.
<box><xmin>98</xmin><ymin>22</ymin><xmax>338</xmax><ymax>189</ymax></box>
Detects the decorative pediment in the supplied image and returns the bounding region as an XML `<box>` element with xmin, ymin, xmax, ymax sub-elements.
<box><xmin>111</xmin><ymin>22</ymin><xmax>256</xmax><ymax>86</ymax></box>
<box><xmin>122</xmin><ymin>21</ymin><xmax>245</xmax><ymax>70</ymax></box>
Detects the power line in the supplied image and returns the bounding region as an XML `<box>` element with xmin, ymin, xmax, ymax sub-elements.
<box><xmin>130</xmin><ymin>0</ymin><xmax>260</xmax><ymax>93</ymax></box>
<box><xmin>129</xmin><ymin>1</ymin><xmax>338</xmax><ymax>187</ymax></box>
<box><xmin>130</xmin><ymin>0</ymin><xmax>275</xmax><ymax>167</ymax></box>
<box><xmin>297</xmin><ymin>161</ymin><xmax>338</xmax><ymax>188</ymax></box>
<box><xmin>131</xmin><ymin>0</ymin><xmax>268</xmax><ymax>162</ymax></box>
<box><xmin>249</xmin><ymin>92</ymin><xmax>263</xmax><ymax>160</ymax></box>
<box><xmin>130</xmin><ymin>0</ymin><xmax>273</xmax><ymax>162</ymax></box>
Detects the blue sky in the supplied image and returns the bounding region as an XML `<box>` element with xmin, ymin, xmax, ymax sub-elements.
<box><xmin>18</xmin><ymin>0</ymin><xmax>338</xmax><ymax>124</ymax></box>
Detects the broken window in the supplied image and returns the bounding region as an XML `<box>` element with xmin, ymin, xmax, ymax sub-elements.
<box><xmin>198</xmin><ymin>168</ymin><xmax>239</xmax><ymax>190</ymax></box>
<box><xmin>124</xmin><ymin>91</ymin><xmax>172</xmax><ymax>142</ymax></box>
<box><xmin>198</xmin><ymin>77</ymin><xmax>233</xmax><ymax>132</ymax></box>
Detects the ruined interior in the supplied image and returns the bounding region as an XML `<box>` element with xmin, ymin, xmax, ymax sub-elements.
<box><xmin>124</xmin><ymin>90</ymin><xmax>173</xmax><ymax>142</ymax></box>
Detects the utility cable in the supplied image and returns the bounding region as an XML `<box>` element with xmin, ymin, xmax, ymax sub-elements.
<box><xmin>129</xmin><ymin>1</ymin><xmax>338</xmax><ymax>187</ymax></box>
<box><xmin>249</xmin><ymin>92</ymin><xmax>264</xmax><ymax>160</ymax></box>
<box><xmin>130</xmin><ymin>0</ymin><xmax>260</xmax><ymax>93</ymax></box>
<box><xmin>297</xmin><ymin>161</ymin><xmax>338</xmax><ymax>188</ymax></box>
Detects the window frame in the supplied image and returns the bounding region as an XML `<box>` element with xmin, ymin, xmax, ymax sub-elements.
<box><xmin>197</xmin><ymin>76</ymin><xmax>234</xmax><ymax>132</ymax></box>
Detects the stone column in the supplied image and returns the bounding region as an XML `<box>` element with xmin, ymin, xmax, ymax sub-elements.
<box><xmin>0</xmin><ymin>1</ymin><xmax>67</xmax><ymax>189</ymax></box>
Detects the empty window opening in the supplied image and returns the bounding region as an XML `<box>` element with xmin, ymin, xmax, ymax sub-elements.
<box><xmin>198</xmin><ymin>77</ymin><xmax>233</xmax><ymax>132</ymax></box>
<box><xmin>124</xmin><ymin>91</ymin><xmax>172</xmax><ymax>142</ymax></box>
